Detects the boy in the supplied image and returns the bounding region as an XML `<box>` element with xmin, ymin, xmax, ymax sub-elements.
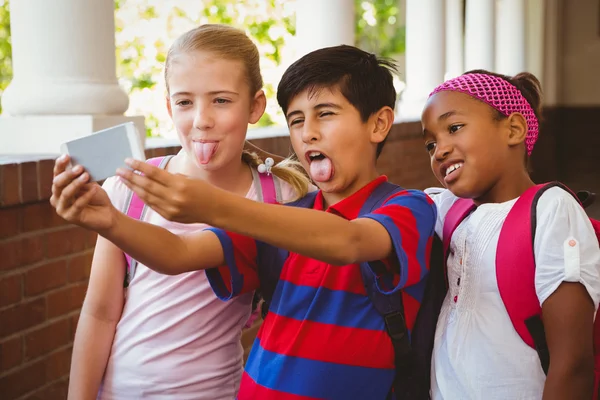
<box><xmin>52</xmin><ymin>45</ymin><xmax>436</xmax><ymax>399</ymax></box>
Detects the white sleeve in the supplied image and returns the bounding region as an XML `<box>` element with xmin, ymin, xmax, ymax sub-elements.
<box><xmin>424</xmin><ymin>187</ymin><xmax>460</xmax><ymax>239</ymax></box>
<box><xmin>101</xmin><ymin>176</ymin><xmax>131</xmax><ymax>212</ymax></box>
<box><xmin>534</xmin><ymin>187</ymin><xmax>600</xmax><ymax>309</ymax></box>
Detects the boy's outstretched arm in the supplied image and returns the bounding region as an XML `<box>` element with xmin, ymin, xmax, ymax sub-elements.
<box><xmin>50</xmin><ymin>156</ymin><xmax>225</xmax><ymax>275</ymax></box>
<box><xmin>119</xmin><ymin>160</ymin><xmax>436</xmax><ymax>268</ymax></box>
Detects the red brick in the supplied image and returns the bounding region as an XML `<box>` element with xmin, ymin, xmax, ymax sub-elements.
<box><xmin>0</xmin><ymin>207</ymin><xmax>21</xmax><ymax>239</ymax></box>
<box><xmin>45</xmin><ymin>346</ymin><xmax>72</xmax><ymax>382</ymax></box>
<box><xmin>38</xmin><ymin>159</ymin><xmax>55</xmax><ymax>200</ymax></box>
<box><xmin>22</xmin><ymin>202</ymin><xmax>51</xmax><ymax>232</ymax></box>
<box><xmin>24</xmin><ymin>260</ymin><xmax>68</xmax><ymax>296</ymax></box>
<box><xmin>20</xmin><ymin>162</ymin><xmax>39</xmax><ymax>204</ymax></box>
<box><xmin>0</xmin><ymin>336</ymin><xmax>23</xmax><ymax>371</ymax></box>
<box><xmin>0</xmin><ymin>234</ymin><xmax>45</xmax><ymax>272</ymax></box>
<box><xmin>47</xmin><ymin>283</ymin><xmax>87</xmax><ymax>319</ymax></box>
<box><xmin>21</xmin><ymin>234</ymin><xmax>45</xmax><ymax>266</ymax></box>
<box><xmin>0</xmin><ymin>163</ymin><xmax>20</xmax><ymax>206</ymax></box>
<box><xmin>22</xmin><ymin>379</ymin><xmax>68</xmax><ymax>400</ymax></box>
<box><xmin>68</xmin><ymin>252</ymin><xmax>93</xmax><ymax>282</ymax></box>
<box><xmin>152</xmin><ymin>147</ymin><xmax>168</xmax><ymax>157</ymax></box>
<box><xmin>24</xmin><ymin>319</ymin><xmax>71</xmax><ymax>360</ymax></box>
<box><xmin>46</xmin><ymin>227</ymin><xmax>87</xmax><ymax>258</ymax></box>
<box><xmin>86</xmin><ymin>230</ymin><xmax>98</xmax><ymax>249</ymax></box>
<box><xmin>0</xmin><ymin>239</ymin><xmax>19</xmax><ymax>270</ymax></box>
<box><xmin>0</xmin><ymin>298</ymin><xmax>46</xmax><ymax>338</ymax></box>
<box><xmin>70</xmin><ymin>313</ymin><xmax>80</xmax><ymax>338</ymax></box>
<box><xmin>0</xmin><ymin>273</ymin><xmax>22</xmax><ymax>307</ymax></box>
<box><xmin>0</xmin><ymin>358</ymin><xmax>46</xmax><ymax>399</ymax></box>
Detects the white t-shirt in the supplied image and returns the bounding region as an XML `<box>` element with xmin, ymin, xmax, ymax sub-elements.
<box><xmin>425</xmin><ymin>187</ymin><xmax>600</xmax><ymax>400</ymax></box>
<box><xmin>97</xmin><ymin>169</ymin><xmax>299</xmax><ymax>400</ymax></box>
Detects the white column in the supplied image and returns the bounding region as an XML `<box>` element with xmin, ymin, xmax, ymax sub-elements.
<box><xmin>496</xmin><ymin>0</ymin><xmax>526</xmax><ymax>75</ymax></box>
<box><xmin>526</xmin><ymin>0</ymin><xmax>545</xmax><ymax>85</ymax></box>
<box><xmin>464</xmin><ymin>0</ymin><xmax>495</xmax><ymax>71</ymax></box>
<box><xmin>0</xmin><ymin>0</ymin><xmax>145</xmax><ymax>154</ymax></box>
<box><xmin>542</xmin><ymin>0</ymin><xmax>564</xmax><ymax>106</ymax></box>
<box><xmin>445</xmin><ymin>0</ymin><xmax>465</xmax><ymax>79</ymax></box>
<box><xmin>399</xmin><ymin>0</ymin><xmax>445</xmax><ymax>120</ymax></box>
<box><xmin>294</xmin><ymin>0</ymin><xmax>355</xmax><ymax>58</ymax></box>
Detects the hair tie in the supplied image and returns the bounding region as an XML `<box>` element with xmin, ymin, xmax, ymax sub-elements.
<box><xmin>257</xmin><ymin>157</ymin><xmax>274</xmax><ymax>175</ymax></box>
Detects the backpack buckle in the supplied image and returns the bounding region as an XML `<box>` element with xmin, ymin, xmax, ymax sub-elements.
<box><xmin>384</xmin><ymin>311</ymin><xmax>407</xmax><ymax>342</ymax></box>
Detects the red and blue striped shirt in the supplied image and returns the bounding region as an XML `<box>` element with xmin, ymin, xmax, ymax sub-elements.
<box><xmin>206</xmin><ymin>176</ymin><xmax>436</xmax><ymax>399</ymax></box>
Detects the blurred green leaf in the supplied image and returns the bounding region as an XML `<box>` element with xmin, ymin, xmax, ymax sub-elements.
<box><xmin>0</xmin><ymin>0</ymin><xmax>11</xmax><ymax>114</ymax></box>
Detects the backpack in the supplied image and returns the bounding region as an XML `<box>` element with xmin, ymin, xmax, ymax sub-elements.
<box><xmin>442</xmin><ymin>181</ymin><xmax>600</xmax><ymax>397</ymax></box>
<box><xmin>121</xmin><ymin>155</ymin><xmax>282</xmax><ymax>293</ymax></box>
<box><xmin>255</xmin><ymin>181</ymin><xmax>438</xmax><ymax>400</ymax></box>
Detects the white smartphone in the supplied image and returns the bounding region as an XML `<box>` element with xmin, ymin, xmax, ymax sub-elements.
<box><xmin>60</xmin><ymin>122</ymin><xmax>146</xmax><ymax>182</ymax></box>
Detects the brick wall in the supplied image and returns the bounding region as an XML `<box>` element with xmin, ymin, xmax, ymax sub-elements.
<box><xmin>0</xmin><ymin>116</ymin><xmax>596</xmax><ymax>399</ymax></box>
<box><xmin>0</xmin><ymin>156</ymin><xmax>95</xmax><ymax>400</ymax></box>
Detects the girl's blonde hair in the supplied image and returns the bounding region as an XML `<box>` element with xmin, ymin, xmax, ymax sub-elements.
<box><xmin>165</xmin><ymin>24</ymin><xmax>311</xmax><ymax>200</ymax></box>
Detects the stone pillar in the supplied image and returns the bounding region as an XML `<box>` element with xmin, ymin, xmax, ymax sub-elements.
<box><xmin>294</xmin><ymin>0</ymin><xmax>355</xmax><ymax>58</ymax></box>
<box><xmin>496</xmin><ymin>0</ymin><xmax>526</xmax><ymax>75</ymax></box>
<box><xmin>446</xmin><ymin>0</ymin><xmax>464</xmax><ymax>80</ymax></box>
<box><xmin>399</xmin><ymin>0</ymin><xmax>446</xmax><ymax>120</ymax></box>
<box><xmin>464</xmin><ymin>0</ymin><xmax>495</xmax><ymax>71</ymax></box>
<box><xmin>0</xmin><ymin>0</ymin><xmax>144</xmax><ymax>154</ymax></box>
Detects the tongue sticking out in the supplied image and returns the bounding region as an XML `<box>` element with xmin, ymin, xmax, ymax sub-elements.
<box><xmin>193</xmin><ymin>142</ymin><xmax>218</xmax><ymax>165</ymax></box>
<box><xmin>309</xmin><ymin>157</ymin><xmax>333</xmax><ymax>182</ymax></box>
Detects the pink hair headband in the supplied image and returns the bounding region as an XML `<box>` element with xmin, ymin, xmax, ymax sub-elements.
<box><xmin>429</xmin><ymin>73</ymin><xmax>539</xmax><ymax>155</ymax></box>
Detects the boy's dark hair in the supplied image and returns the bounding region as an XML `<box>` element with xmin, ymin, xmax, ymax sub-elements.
<box><xmin>277</xmin><ymin>45</ymin><xmax>398</xmax><ymax>158</ymax></box>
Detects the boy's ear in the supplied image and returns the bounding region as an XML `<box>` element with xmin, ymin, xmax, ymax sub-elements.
<box><xmin>166</xmin><ymin>96</ymin><xmax>173</xmax><ymax>118</ymax></box>
<box><xmin>249</xmin><ymin>90</ymin><xmax>267</xmax><ymax>124</ymax></box>
<box><xmin>506</xmin><ymin>112</ymin><xmax>528</xmax><ymax>147</ymax></box>
<box><xmin>370</xmin><ymin>106</ymin><xmax>395</xmax><ymax>145</ymax></box>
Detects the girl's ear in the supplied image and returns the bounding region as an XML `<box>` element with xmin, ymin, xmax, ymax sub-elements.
<box><xmin>506</xmin><ymin>112</ymin><xmax>528</xmax><ymax>147</ymax></box>
<box><xmin>370</xmin><ymin>106</ymin><xmax>395</xmax><ymax>145</ymax></box>
<box><xmin>249</xmin><ymin>90</ymin><xmax>267</xmax><ymax>124</ymax></box>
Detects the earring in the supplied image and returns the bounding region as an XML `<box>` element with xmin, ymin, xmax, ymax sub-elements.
<box><xmin>257</xmin><ymin>157</ymin><xmax>275</xmax><ymax>175</ymax></box>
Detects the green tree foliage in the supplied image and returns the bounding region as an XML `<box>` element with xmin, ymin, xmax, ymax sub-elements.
<box><xmin>0</xmin><ymin>0</ymin><xmax>11</xmax><ymax>114</ymax></box>
<box><xmin>355</xmin><ymin>0</ymin><xmax>405</xmax><ymax>57</ymax></box>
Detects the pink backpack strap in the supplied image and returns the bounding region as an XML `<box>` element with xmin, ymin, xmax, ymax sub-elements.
<box><xmin>251</xmin><ymin>167</ymin><xmax>280</xmax><ymax>204</ymax></box>
<box><xmin>442</xmin><ymin>199</ymin><xmax>477</xmax><ymax>285</ymax></box>
<box><xmin>497</xmin><ymin>181</ymin><xmax>600</xmax><ymax>378</ymax></box>
<box><xmin>122</xmin><ymin>155</ymin><xmax>173</xmax><ymax>287</ymax></box>
<box><xmin>496</xmin><ymin>184</ymin><xmax>547</xmax><ymax>350</ymax></box>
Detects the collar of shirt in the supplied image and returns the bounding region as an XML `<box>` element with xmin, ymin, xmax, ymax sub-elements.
<box><xmin>313</xmin><ymin>175</ymin><xmax>389</xmax><ymax>219</ymax></box>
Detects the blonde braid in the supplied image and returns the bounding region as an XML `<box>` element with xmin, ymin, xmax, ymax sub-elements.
<box><xmin>241</xmin><ymin>150</ymin><xmax>311</xmax><ymax>202</ymax></box>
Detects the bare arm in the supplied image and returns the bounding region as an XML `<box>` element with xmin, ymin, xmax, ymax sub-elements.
<box><xmin>208</xmin><ymin>191</ymin><xmax>390</xmax><ymax>265</ymax></box>
<box><xmin>542</xmin><ymin>282</ymin><xmax>595</xmax><ymax>400</ymax></box>
<box><xmin>68</xmin><ymin>236</ymin><xmax>125</xmax><ymax>400</ymax></box>
<box><xmin>50</xmin><ymin>156</ymin><xmax>225</xmax><ymax>275</ymax></box>
<box><xmin>117</xmin><ymin>161</ymin><xmax>435</xmax><ymax>267</ymax></box>
<box><xmin>118</xmin><ymin>164</ymin><xmax>392</xmax><ymax>265</ymax></box>
<box><xmin>102</xmin><ymin>213</ymin><xmax>225</xmax><ymax>275</ymax></box>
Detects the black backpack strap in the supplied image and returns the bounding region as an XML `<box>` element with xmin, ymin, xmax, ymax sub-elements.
<box><xmin>359</xmin><ymin>261</ymin><xmax>414</xmax><ymax>399</ymax></box>
<box><xmin>358</xmin><ymin>182</ymin><xmax>422</xmax><ymax>399</ymax></box>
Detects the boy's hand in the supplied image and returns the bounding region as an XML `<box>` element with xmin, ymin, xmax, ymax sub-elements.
<box><xmin>50</xmin><ymin>155</ymin><xmax>118</xmax><ymax>233</ymax></box>
<box><xmin>117</xmin><ymin>159</ymin><xmax>215</xmax><ymax>224</ymax></box>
